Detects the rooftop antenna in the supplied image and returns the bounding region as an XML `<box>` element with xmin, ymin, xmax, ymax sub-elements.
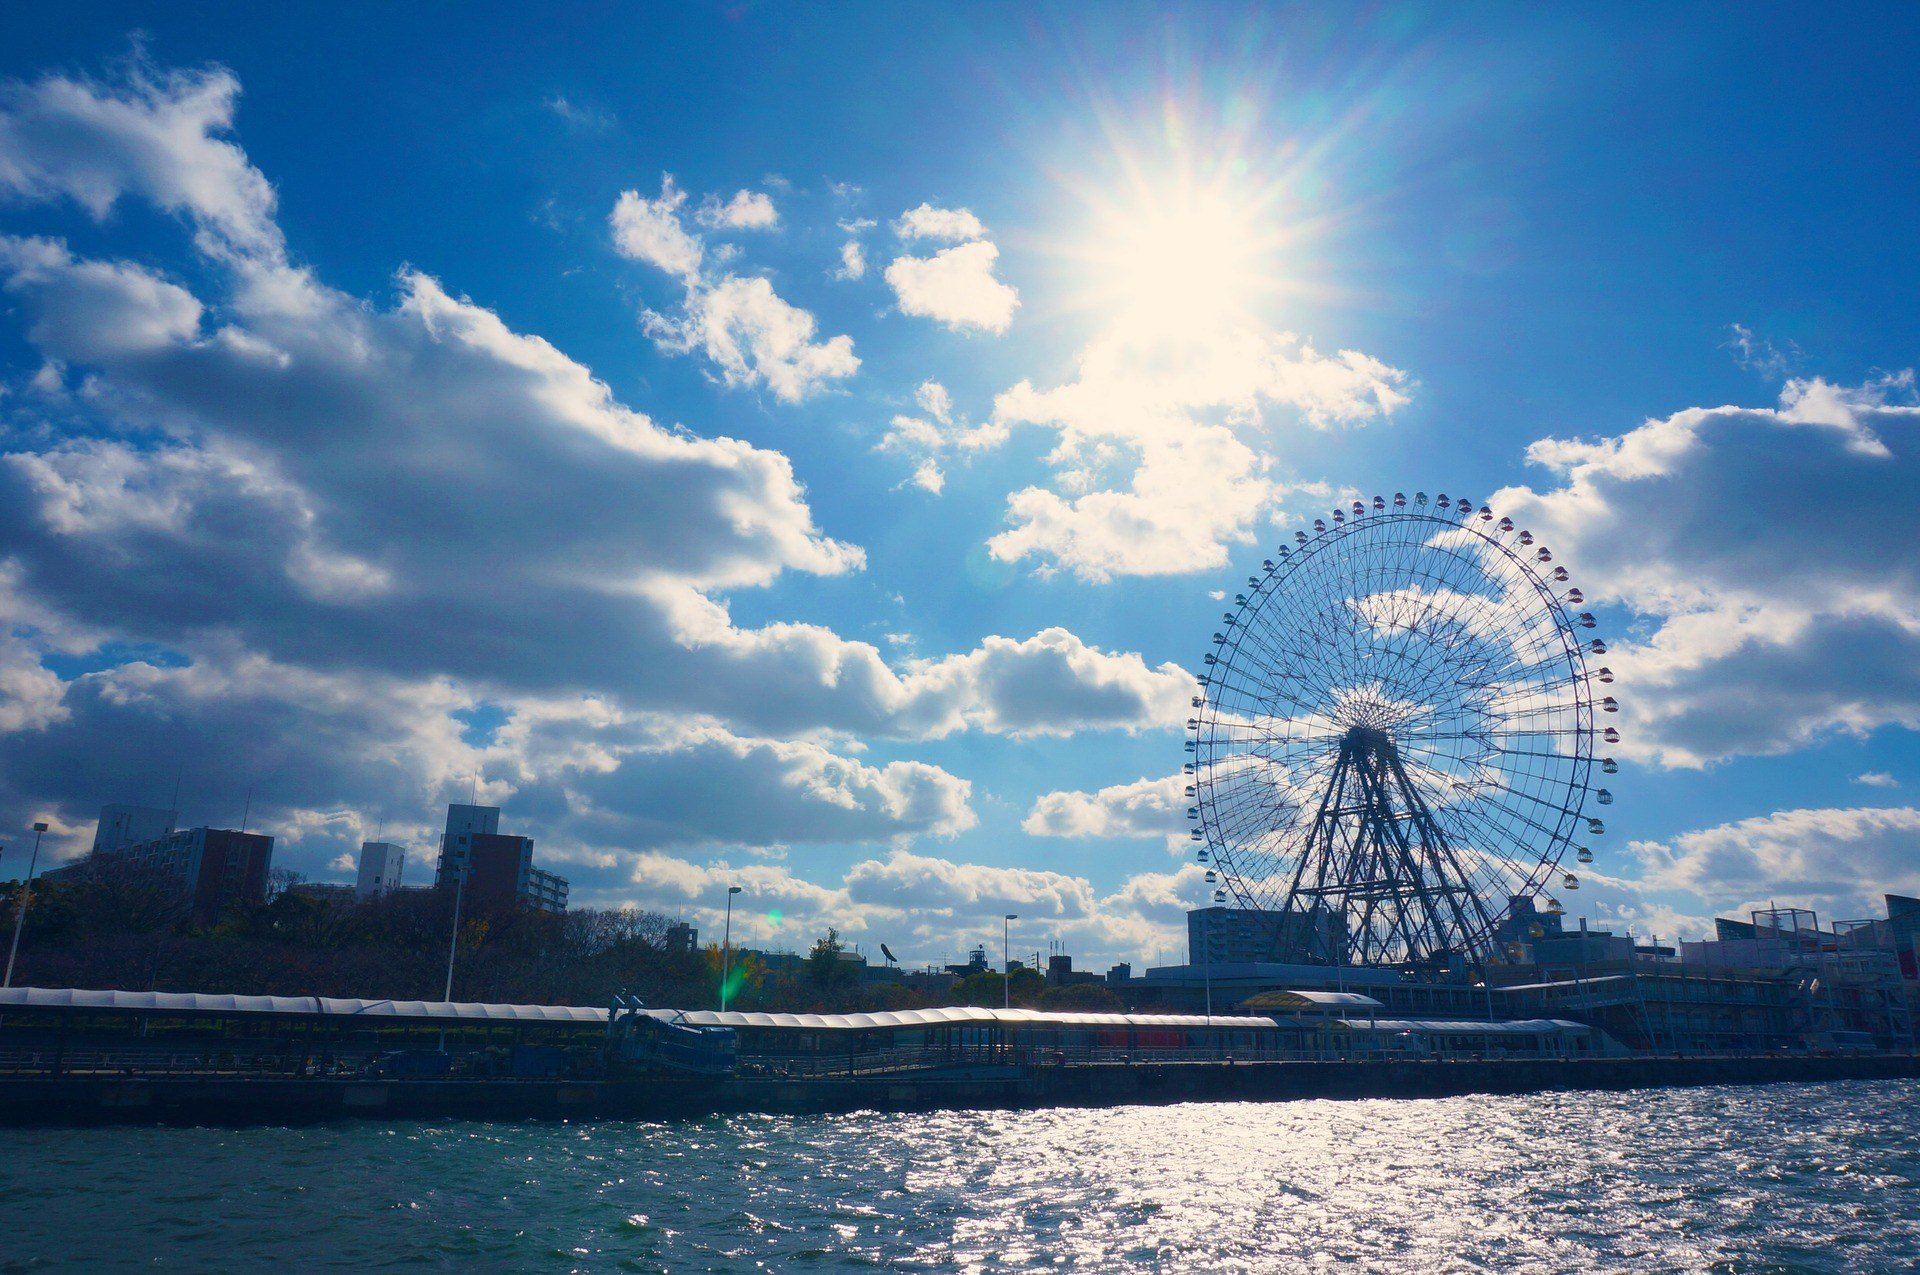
<box><xmin>469</xmin><ymin>772</ymin><xmax>479</xmax><ymax>806</ymax></box>
<box><xmin>170</xmin><ymin>760</ymin><xmax>183</xmax><ymax>815</ymax></box>
<box><xmin>240</xmin><ymin>783</ymin><xmax>253</xmax><ymax>833</ymax></box>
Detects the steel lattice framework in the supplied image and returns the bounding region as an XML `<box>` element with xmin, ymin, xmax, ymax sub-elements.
<box><xmin>1186</xmin><ymin>492</ymin><xmax>1617</xmax><ymax>969</ymax></box>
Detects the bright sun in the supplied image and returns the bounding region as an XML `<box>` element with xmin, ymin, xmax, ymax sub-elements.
<box><xmin>1083</xmin><ymin>177</ymin><xmax>1279</xmax><ymax>339</ymax></box>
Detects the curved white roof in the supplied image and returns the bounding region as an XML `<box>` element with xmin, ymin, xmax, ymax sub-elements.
<box><xmin>0</xmin><ymin>987</ymin><xmax>1277</xmax><ymax>1032</ymax></box>
<box><xmin>0</xmin><ymin>987</ymin><xmax>609</xmax><ymax>1023</ymax></box>
<box><xmin>655</xmin><ymin>1006</ymin><xmax>1277</xmax><ymax>1031</ymax></box>
<box><xmin>1337</xmin><ymin>1017</ymin><xmax>1592</xmax><ymax>1036</ymax></box>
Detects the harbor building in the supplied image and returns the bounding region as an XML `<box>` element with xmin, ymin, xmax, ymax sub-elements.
<box><xmin>1188</xmin><ymin>904</ymin><xmax>1349</xmax><ymax>966</ymax></box>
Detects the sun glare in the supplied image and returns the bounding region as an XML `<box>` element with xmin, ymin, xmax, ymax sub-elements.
<box><xmin>1083</xmin><ymin>177</ymin><xmax>1281</xmax><ymax>339</ymax></box>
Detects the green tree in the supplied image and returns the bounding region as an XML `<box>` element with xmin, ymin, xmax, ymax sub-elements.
<box><xmin>951</xmin><ymin>967</ymin><xmax>1045</xmax><ymax>1008</ymax></box>
<box><xmin>1036</xmin><ymin>982</ymin><xmax>1125</xmax><ymax>1012</ymax></box>
<box><xmin>806</xmin><ymin>927</ymin><xmax>858</xmax><ymax>994</ymax></box>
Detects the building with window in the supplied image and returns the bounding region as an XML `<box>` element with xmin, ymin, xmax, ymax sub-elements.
<box><xmin>82</xmin><ymin>826</ymin><xmax>274</xmax><ymax>924</ymax></box>
<box><xmin>1187</xmin><ymin>905</ymin><xmax>1349</xmax><ymax>966</ymax></box>
<box><xmin>355</xmin><ymin>841</ymin><xmax>406</xmax><ymax>900</ymax></box>
<box><xmin>433</xmin><ymin>804</ymin><xmax>568</xmax><ymax>914</ymax></box>
<box><xmin>434</xmin><ymin>803</ymin><xmax>500</xmax><ymax>888</ymax></box>
<box><xmin>91</xmin><ymin>804</ymin><xmax>177</xmax><ymax>856</ymax></box>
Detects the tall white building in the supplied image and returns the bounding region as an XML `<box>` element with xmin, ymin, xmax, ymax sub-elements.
<box><xmin>355</xmin><ymin>841</ymin><xmax>406</xmax><ymax>899</ymax></box>
<box><xmin>92</xmin><ymin>804</ymin><xmax>178</xmax><ymax>856</ymax></box>
<box><xmin>435</xmin><ymin>803</ymin><xmax>500</xmax><ymax>886</ymax></box>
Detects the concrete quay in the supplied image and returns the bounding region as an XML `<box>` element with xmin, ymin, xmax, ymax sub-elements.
<box><xmin>1</xmin><ymin>1052</ymin><xmax>1915</xmax><ymax>1126</ymax></box>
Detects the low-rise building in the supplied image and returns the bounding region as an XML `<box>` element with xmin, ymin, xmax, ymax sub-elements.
<box><xmin>1187</xmin><ymin>904</ymin><xmax>1348</xmax><ymax>966</ymax></box>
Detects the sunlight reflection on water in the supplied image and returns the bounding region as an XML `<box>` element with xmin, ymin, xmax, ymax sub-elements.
<box><xmin>2</xmin><ymin>1081</ymin><xmax>1917</xmax><ymax>1272</ymax></box>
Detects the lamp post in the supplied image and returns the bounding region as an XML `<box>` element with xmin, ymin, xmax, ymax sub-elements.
<box><xmin>441</xmin><ymin>864</ymin><xmax>467</xmax><ymax>1003</ymax></box>
<box><xmin>1003</xmin><ymin>913</ymin><xmax>1018</xmax><ymax>1010</ymax></box>
<box><xmin>3</xmin><ymin>822</ymin><xmax>48</xmax><ymax>989</ymax></box>
<box><xmin>720</xmin><ymin>885</ymin><xmax>743</xmax><ymax>1011</ymax></box>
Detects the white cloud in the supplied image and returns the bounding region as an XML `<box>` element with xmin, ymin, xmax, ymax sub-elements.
<box><xmin>1724</xmin><ymin>323</ymin><xmax>1800</xmax><ymax>380</ymax></box>
<box><xmin>1023</xmin><ymin>773</ymin><xmax>1186</xmax><ymax>852</ymax></box>
<box><xmin>0</xmin><ymin>62</ymin><xmax>282</xmax><ymax>262</ymax></box>
<box><xmin>833</xmin><ymin>239</ymin><xmax>865</xmax><ymax>280</ymax></box>
<box><xmin>644</xmin><ymin>274</ymin><xmax>858</xmax><ymax>402</ymax></box>
<box><xmin>979</xmin><ymin>322</ymin><xmax>1407</xmax><ymax>580</ymax></box>
<box><xmin>0</xmin><ymin>58</ymin><xmax>1220</xmax><ymax>960</ymax></box>
<box><xmin>847</xmin><ymin>848</ymin><xmax>1095</xmax><ymax>919</ymax></box>
<box><xmin>609</xmin><ymin>175</ymin><xmax>704</xmax><ymax>282</ymax></box>
<box><xmin>544</xmin><ymin>95</ymin><xmax>613</xmax><ymax>131</ymax></box>
<box><xmin>1494</xmin><ymin>373</ymin><xmax>1920</xmax><ymax>766</ymax></box>
<box><xmin>884</xmin><ymin>240</ymin><xmax>1019</xmax><ymax>334</ymax></box>
<box><xmin>696</xmin><ymin>188</ymin><xmax>778</xmax><ymax>231</ymax></box>
<box><xmin>891</xmin><ymin>203</ymin><xmax>986</xmax><ymax>242</ymax></box>
<box><xmin>0</xmin><ymin>62</ymin><xmax>1184</xmax><ymax>753</ymax></box>
<box><xmin>1629</xmin><ymin>805</ymin><xmax>1920</xmax><ymax>923</ymax></box>
<box><xmin>612</xmin><ymin>173</ymin><xmax>855</xmax><ymax>397</ymax></box>
<box><xmin>908</xmin><ymin>459</ymin><xmax>944</xmax><ymax>494</ymax></box>
<box><xmin>915</xmin><ymin>379</ymin><xmax>951</xmax><ymax>423</ymax></box>
<box><xmin>875</xmin><ymin>379</ymin><xmax>1009</xmax><ymax>492</ymax></box>
<box><xmin>1855</xmin><ymin>771</ymin><xmax>1900</xmax><ymax>788</ymax></box>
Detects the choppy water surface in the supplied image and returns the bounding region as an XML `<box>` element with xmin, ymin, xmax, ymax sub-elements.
<box><xmin>2</xmin><ymin>1081</ymin><xmax>1917</xmax><ymax>1272</ymax></box>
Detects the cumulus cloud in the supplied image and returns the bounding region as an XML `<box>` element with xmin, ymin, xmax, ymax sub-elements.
<box><xmin>0</xmin><ymin>60</ymin><xmax>1196</xmax><ymax>886</ymax></box>
<box><xmin>696</xmin><ymin>188</ymin><xmax>778</xmax><ymax>231</ymax></box>
<box><xmin>1023</xmin><ymin>773</ymin><xmax>1186</xmax><ymax>852</ymax></box>
<box><xmin>875</xmin><ymin>379</ymin><xmax>1009</xmax><ymax>492</ymax></box>
<box><xmin>1494</xmin><ymin>373</ymin><xmax>1920</xmax><ymax>766</ymax></box>
<box><xmin>884</xmin><ymin>240</ymin><xmax>1019</xmax><ymax>334</ymax></box>
<box><xmin>892</xmin><ymin>203</ymin><xmax>986</xmax><ymax>243</ymax></box>
<box><xmin>983</xmin><ymin>325</ymin><xmax>1407</xmax><ymax>580</ymax></box>
<box><xmin>609</xmin><ymin>175</ymin><xmax>704</xmax><ymax>282</ymax></box>
<box><xmin>833</xmin><ymin>240</ymin><xmax>865</xmax><ymax>281</ymax></box>
<box><xmin>0</xmin><ymin>61</ymin><xmax>281</xmax><ymax>262</ymax></box>
<box><xmin>1629</xmin><ymin>805</ymin><xmax>1920</xmax><ymax>923</ymax></box>
<box><xmin>1854</xmin><ymin>771</ymin><xmax>1900</xmax><ymax>788</ymax></box>
<box><xmin>597</xmin><ymin>846</ymin><xmax>1207</xmax><ymax>962</ymax></box>
<box><xmin>613</xmin><ymin>173</ymin><xmax>854</xmax><ymax>399</ymax></box>
<box><xmin>644</xmin><ymin>274</ymin><xmax>858</xmax><ymax>402</ymax></box>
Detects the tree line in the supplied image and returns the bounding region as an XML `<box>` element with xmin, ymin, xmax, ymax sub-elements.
<box><xmin>0</xmin><ymin>869</ymin><xmax>1128</xmax><ymax>1014</ymax></box>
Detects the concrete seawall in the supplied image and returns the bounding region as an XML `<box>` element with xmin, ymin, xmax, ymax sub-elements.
<box><xmin>2</xmin><ymin>1053</ymin><xmax>1916</xmax><ymax>1126</ymax></box>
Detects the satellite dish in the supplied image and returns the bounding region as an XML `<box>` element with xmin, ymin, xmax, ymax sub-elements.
<box><xmin>880</xmin><ymin>943</ymin><xmax>898</xmax><ymax>964</ymax></box>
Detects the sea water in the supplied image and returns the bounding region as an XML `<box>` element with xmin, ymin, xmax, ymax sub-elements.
<box><xmin>2</xmin><ymin>1080</ymin><xmax>1916</xmax><ymax>1271</ymax></box>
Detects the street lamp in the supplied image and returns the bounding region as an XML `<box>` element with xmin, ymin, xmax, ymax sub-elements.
<box><xmin>441</xmin><ymin>863</ymin><xmax>468</xmax><ymax>1004</ymax></box>
<box><xmin>1003</xmin><ymin>913</ymin><xmax>1018</xmax><ymax>1010</ymax></box>
<box><xmin>720</xmin><ymin>885</ymin><xmax>743</xmax><ymax>1011</ymax></box>
<box><xmin>4</xmin><ymin>822</ymin><xmax>49</xmax><ymax>989</ymax></box>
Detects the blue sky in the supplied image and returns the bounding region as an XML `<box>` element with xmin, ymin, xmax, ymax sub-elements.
<box><xmin>1</xmin><ymin>4</ymin><xmax>1917</xmax><ymax>966</ymax></box>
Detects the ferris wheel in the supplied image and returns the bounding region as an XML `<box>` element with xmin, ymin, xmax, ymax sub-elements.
<box><xmin>1186</xmin><ymin>491</ymin><xmax>1615</xmax><ymax>968</ymax></box>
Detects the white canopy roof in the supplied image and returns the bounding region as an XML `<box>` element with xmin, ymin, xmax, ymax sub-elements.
<box><xmin>0</xmin><ymin>986</ymin><xmax>609</xmax><ymax>1023</ymax></box>
<box><xmin>1336</xmin><ymin>1017</ymin><xmax>1592</xmax><ymax>1036</ymax></box>
<box><xmin>654</xmin><ymin>1006</ymin><xmax>1277</xmax><ymax>1031</ymax></box>
<box><xmin>0</xmin><ymin>987</ymin><xmax>1276</xmax><ymax>1032</ymax></box>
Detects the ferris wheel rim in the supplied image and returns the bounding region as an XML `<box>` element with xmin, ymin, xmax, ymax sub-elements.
<box><xmin>1185</xmin><ymin>493</ymin><xmax>1610</xmax><ymax>965</ymax></box>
